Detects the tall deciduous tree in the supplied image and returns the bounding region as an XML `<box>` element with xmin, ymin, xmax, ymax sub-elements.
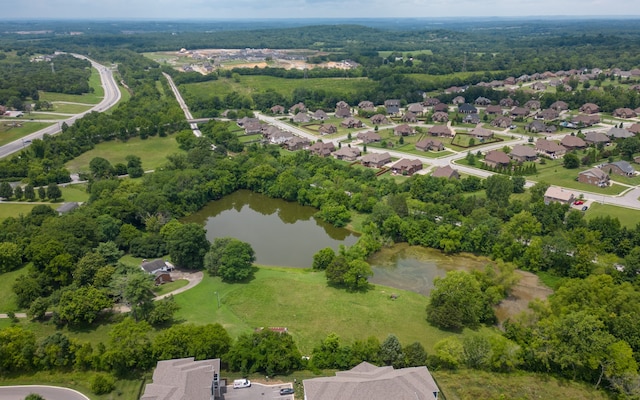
<box><xmin>426</xmin><ymin>270</ymin><xmax>485</xmax><ymax>330</ymax></box>
<box><xmin>204</xmin><ymin>237</ymin><xmax>255</xmax><ymax>282</ymax></box>
<box><xmin>166</xmin><ymin>223</ymin><xmax>210</xmax><ymax>270</ymax></box>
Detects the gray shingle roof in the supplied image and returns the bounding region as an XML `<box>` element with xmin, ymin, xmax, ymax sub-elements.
<box><xmin>141</xmin><ymin>357</ymin><xmax>221</xmax><ymax>400</ymax></box>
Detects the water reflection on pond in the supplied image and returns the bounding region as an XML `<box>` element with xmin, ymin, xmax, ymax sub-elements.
<box><xmin>182</xmin><ymin>190</ymin><xmax>359</xmax><ymax>268</ymax></box>
<box><xmin>367</xmin><ymin>244</ymin><xmax>491</xmax><ymax>296</ymax></box>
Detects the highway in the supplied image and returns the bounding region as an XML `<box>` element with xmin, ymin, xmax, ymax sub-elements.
<box><xmin>0</xmin><ymin>385</ymin><xmax>90</xmax><ymax>400</ymax></box>
<box><xmin>0</xmin><ymin>54</ymin><xmax>121</xmax><ymax>159</ymax></box>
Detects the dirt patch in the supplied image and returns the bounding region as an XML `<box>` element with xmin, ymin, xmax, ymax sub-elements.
<box><xmin>495</xmin><ymin>270</ymin><xmax>553</xmax><ymax>325</ymax></box>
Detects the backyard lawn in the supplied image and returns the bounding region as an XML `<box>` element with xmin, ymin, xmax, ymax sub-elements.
<box><xmin>585</xmin><ymin>202</ymin><xmax>640</xmax><ymax>228</ymax></box>
<box><xmin>65</xmin><ymin>135</ymin><xmax>184</xmax><ymax>174</ymax></box>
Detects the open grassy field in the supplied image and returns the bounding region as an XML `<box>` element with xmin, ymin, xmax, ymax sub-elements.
<box><xmin>60</xmin><ymin>184</ymin><xmax>91</xmax><ymax>203</ymax></box>
<box><xmin>531</xmin><ymin>158</ymin><xmax>629</xmax><ymax>195</ymax></box>
<box><xmin>181</xmin><ymin>76</ymin><xmax>372</xmax><ymax>101</ymax></box>
<box><xmin>0</xmin><ymin>203</ymin><xmax>41</xmax><ymax>222</ymax></box>
<box><xmin>0</xmin><ymin>266</ymin><xmax>26</xmax><ymax>312</ymax></box>
<box><xmin>174</xmin><ymin>266</ymin><xmax>462</xmax><ymax>355</ymax></box>
<box><xmin>586</xmin><ymin>202</ymin><xmax>640</xmax><ymax>228</ymax></box>
<box><xmin>39</xmin><ymin>69</ymin><xmax>104</xmax><ymax>104</ymax></box>
<box><xmin>51</xmin><ymin>103</ymin><xmax>94</xmax><ymax>114</ymax></box>
<box><xmin>65</xmin><ymin>135</ymin><xmax>183</xmax><ymax>174</ymax></box>
<box><xmin>0</xmin><ymin>122</ymin><xmax>53</xmax><ymax>146</ymax></box>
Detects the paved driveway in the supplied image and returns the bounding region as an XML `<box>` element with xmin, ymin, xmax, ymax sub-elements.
<box><xmin>222</xmin><ymin>382</ymin><xmax>294</xmax><ymax>400</ymax></box>
<box><xmin>0</xmin><ymin>385</ymin><xmax>89</xmax><ymax>400</ymax></box>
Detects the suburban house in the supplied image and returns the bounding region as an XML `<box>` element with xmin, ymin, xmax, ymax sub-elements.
<box><xmin>531</xmin><ymin>82</ymin><xmax>547</xmax><ymax>91</ymax></box>
<box><xmin>572</xmin><ymin>114</ymin><xmax>600</xmax><ymax>127</ymax></box>
<box><xmin>335</xmin><ymin>107</ymin><xmax>352</xmax><ymax>119</ymax></box>
<box><xmin>237</xmin><ymin>116</ymin><xmax>259</xmax><ymax>127</ymax></box>
<box><xmin>584</xmin><ymin>131</ymin><xmax>611</xmax><ymax>146</ymax></box>
<box><xmin>613</xmin><ymin>108</ymin><xmax>638</xmax><ymax>119</ymax></box>
<box><xmin>629</xmin><ymin>123</ymin><xmax>640</xmax><ymax>135</ymax></box>
<box><xmin>370</xmin><ymin>114</ymin><xmax>388</xmax><ymax>125</ymax></box>
<box><xmin>141</xmin><ymin>357</ymin><xmax>222</xmax><ymax>400</ymax></box>
<box><xmin>243</xmin><ymin>121</ymin><xmax>263</xmax><ymax>135</ymax></box>
<box><xmin>432</xmin><ymin>103</ymin><xmax>449</xmax><ymax>112</ymax></box>
<box><xmin>313</xmin><ymin>110</ymin><xmax>328</xmax><ymax>120</ymax></box>
<box><xmin>332</xmin><ymin>147</ymin><xmax>361</xmax><ymax>161</ymax></box>
<box><xmin>463</xmin><ymin>114</ymin><xmax>481</xmax><ymax>124</ymax></box>
<box><xmin>458</xmin><ymin>103</ymin><xmax>478</xmax><ymax>114</ymax></box>
<box><xmin>270</xmin><ymin>105</ymin><xmax>285</xmax><ymax>114</ymax></box>
<box><xmin>358</xmin><ymin>101</ymin><xmax>375</xmax><ymax>110</ymax></box>
<box><xmin>578</xmin><ymin>168</ymin><xmax>610</xmax><ymax>187</ymax></box>
<box><xmin>491</xmin><ymin>116</ymin><xmax>513</xmax><ymax>129</ymax></box>
<box><xmin>510</xmin><ymin>145</ymin><xmax>538</xmax><ymax>162</ymax></box>
<box><xmin>469</xmin><ymin>126</ymin><xmax>494</xmax><ymax>141</ymax></box>
<box><xmin>485</xmin><ymin>105</ymin><xmax>503</xmax><ymax>115</ymax></box>
<box><xmin>384</xmin><ymin>99</ymin><xmax>401</xmax><ymax>115</ymax></box>
<box><xmin>500</xmin><ymin>98</ymin><xmax>517</xmax><ymax>107</ymax></box>
<box><xmin>140</xmin><ymin>259</ymin><xmax>174</xmax><ymax>286</ymax></box>
<box><xmin>606</xmin><ymin>127</ymin><xmax>634</xmax><ymax>139</ymax></box>
<box><xmin>423</xmin><ymin>97</ymin><xmax>440</xmax><ymax>107</ymax></box>
<box><xmin>308</xmin><ymin>142</ymin><xmax>336</xmax><ymax>157</ymax></box>
<box><xmin>416</xmin><ymin>138</ymin><xmax>444</xmax><ymax>152</ymax></box>
<box><xmin>407</xmin><ymin>103</ymin><xmax>424</xmax><ymax>114</ymax></box>
<box><xmin>431</xmin><ymin>111</ymin><xmax>449</xmax><ymax>122</ymax></box>
<box><xmin>284</xmin><ymin>136</ymin><xmax>310</xmax><ymax>151</ymax></box>
<box><xmin>293</xmin><ymin>112</ymin><xmax>311</xmax><ymax>123</ymax></box>
<box><xmin>432</xmin><ymin>165</ymin><xmax>460</xmax><ymax>179</ymax></box>
<box><xmin>402</xmin><ymin>112</ymin><xmax>418</xmax><ymax>123</ymax></box>
<box><xmin>550</xmin><ymin>101</ymin><xmax>569</xmax><ymax>111</ymax></box>
<box><xmin>580</xmin><ymin>103</ymin><xmax>600</xmax><ymax>114</ymax></box>
<box><xmin>361</xmin><ymin>152</ymin><xmax>391</xmax><ymax>168</ymax></box>
<box><xmin>561</xmin><ymin>135</ymin><xmax>587</xmax><ymax>150</ymax></box>
<box><xmin>357</xmin><ymin>131</ymin><xmax>382</xmax><ymax>144</ymax></box>
<box><xmin>319</xmin><ymin>124</ymin><xmax>338</xmax><ymax>135</ymax></box>
<box><xmin>600</xmin><ymin>161</ymin><xmax>635</xmax><ymax>177</ymax></box>
<box><xmin>268</xmin><ymin>130</ymin><xmax>294</xmax><ymax>145</ymax></box>
<box><xmin>452</xmin><ymin>96</ymin><xmax>466</xmax><ymax>104</ymax></box>
<box><xmin>289</xmin><ymin>102</ymin><xmax>306</xmax><ymax>114</ymax></box>
<box><xmin>341</xmin><ymin>117</ymin><xmax>364</xmax><ymax>129</ymax></box>
<box><xmin>524</xmin><ymin>100</ymin><xmax>541</xmax><ymax>110</ymax></box>
<box><xmin>303</xmin><ymin>361</ymin><xmax>440</xmax><ymax>400</ymax></box>
<box><xmin>543</xmin><ymin>186</ymin><xmax>575</xmax><ymax>205</ymax></box>
<box><xmin>535</xmin><ymin>139</ymin><xmax>566</xmax><ymax>158</ymax></box>
<box><xmin>394</xmin><ymin>124</ymin><xmax>415</xmax><ymax>136</ymax></box>
<box><xmin>391</xmin><ymin>159</ymin><xmax>423</xmax><ymax>175</ymax></box>
<box><xmin>484</xmin><ymin>150</ymin><xmax>511</xmax><ymax>168</ymax></box>
<box><xmin>510</xmin><ymin>107</ymin><xmax>530</xmax><ymax>118</ymax></box>
<box><xmin>428</xmin><ymin>125</ymin><xmax>453</xmax><ymax>137</ymax></box>
<box><xmin>336</xmin><ymin>101</ymin><xmax>350</xmax><ymax>109</ymax></box>
<box><xmin>536</xmin><ymin>108</ymin><xmax>559</xmax><ymax>121</ymax></box>
<box><xmin>474</xmin><ymin>96</ymin><xmax>491</xmax><ymax>106</ymax></box>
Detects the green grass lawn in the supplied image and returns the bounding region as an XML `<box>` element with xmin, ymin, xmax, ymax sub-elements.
<box><xmin>0</xmin><ymin>266</ymin><xmax>27</xmax><ymax>311</ymax></box>
<box><xmin>38</xmin><ymin>69</ymin><xmax>104</xmax><ymax>104</ymax></box>
<box><xmin>531</xmin><ymin>159</ymin><xmax>628</xmax><ymax>195</ymax></box>
<box><xmin>0</xmin><ymin>122</ymin><xmax>53</xmax><ymax>146</ymax></box>
<box><xmin>585</xmin><ymin>202</ymin><xmax>640</xmax><ymax>228</ymax></box>
<box><xmin>18</xmin><ymin>113</ymin><xmax>69</xmax><ymax>120</ymax></box>
<box><xmin>174</xmin><ymin>267</ymin><xmax>461</xmax><ymax>355</ymax></box>
<box><xmin>153</xmin><ymin>279</ymin><xmax>189</xmax><ymax>296</ymax></box>
<box><xmin>51</xmin><ymin>103</ymin><xmax>94</xmax><ymax>113</ymax></box>
<box><xmin>65</xmin><ymin>135</ymin><xmax>184</xmax><ymax>174</ymax></box>
<box><xmin>59</xmin><ymin>184</ymin><xmax>90</xmax><ymax>203</ymax></box>
<box><xmin>0</xmin><ymin>203</ymin><xmax>40</xmax><ymax>222</ymax></box>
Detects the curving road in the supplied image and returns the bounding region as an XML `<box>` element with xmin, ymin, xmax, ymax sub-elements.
<box><xmin>0</xmin><ymin>385</ymin><xmax>89</xmax><ymax>400</ymax></box>
<box><xmin>0</xmin><ymin>54</ymin><xmax>121</xmax><ymax>159</ymax></box>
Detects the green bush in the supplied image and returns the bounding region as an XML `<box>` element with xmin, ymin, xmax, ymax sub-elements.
<box><xmin>90</xmin><ymin>373</ymin><xmax>116</xmax><ymax>395</ymax></box>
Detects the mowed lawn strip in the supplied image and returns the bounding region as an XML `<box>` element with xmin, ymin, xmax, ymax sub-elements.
<box><xmin>174</xmin><ymin>266</ymin><xmax>456</xmax><ymax>355</ymax></box>
<box><xmin>65</xmin><ymin>135</ymin><xmax>184</xmax><ymax>174</ymax></box>
<box><xmin>0</xmin><ymin>122</ymin><xmax>53</xmax><ymax>146</ymax></box>
<box><xmin>0</xmin><ymin>203</ymin><xmax>40</xmax><ymax>222</ymax></box>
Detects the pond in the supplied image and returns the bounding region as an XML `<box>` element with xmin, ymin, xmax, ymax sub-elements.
<box><xmin>182</xmin><ymin>190</ymin><xmax>359</xmax><ymax>268</ymax></box>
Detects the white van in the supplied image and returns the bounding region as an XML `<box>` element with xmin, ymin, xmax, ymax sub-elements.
<box><xmin>233</xmin><ymin>379</ymin><xmax>251</xmax><ymax>389</ymax></box>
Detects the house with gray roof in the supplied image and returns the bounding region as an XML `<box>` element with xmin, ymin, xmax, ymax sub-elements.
<box><xmin>357</xmin><ymin>131</ymin><xmax>382</xmax><ymax>144</ymax></box>
<box><xmin>607</xmin><ymin>127</ymin><xmax>634</xmax><ymax>139</ymax></box>
<box><xmin>56</xmin><ymin>202</ymin><xmax>80</xmax><ymax>215</ymax></box>
<box><xmin>332</xmin><ymin>147</ymin><xmax>361</xmax><ymax>161</ymax></box>
<box><xmin>578</xmin><ymin>168</ymin><xmax>610</xmax><ymax>187</ymax></box>
<box><xmin>293</xmin><ymin>112</ymin><xmax>311</xmax><ymax>123</ymax></box>
<box><xmin>303</xmin><ymin>361</ymin><xmax>439</xmax><ymax>400</ymax></box>
<box><xmin>384</xmin><ymin>99</ymin><xmax>401</xmax><ymax>115</ymax></box>
<box><xmin>432</xmin><ymin>165</ymin><xmax>459</xmax><ymax>179</ymax></box>
<box><xmin>510</xmin><ymin>145</ymin><xmax>538</xmax><ymax>162</ymax></box>
<box><xmin>141</xmin><ymin>357</ymin><xmax>222</xmax><ymax>400</ymax></box>
<box><xmin>584</xmin><ymin>131</ymin><xmax>610</xmax><ymax>146</ymax></box>
<box><xmin>600</xmin><ymin>161</ymin><xmax>635</xmax><ymax>177</ymax></box>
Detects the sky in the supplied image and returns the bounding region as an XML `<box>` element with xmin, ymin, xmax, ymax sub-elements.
<box><xmin>5</xmin><ymin>0</ymin><xmax>640</xmax><ymax>20</ymax></box>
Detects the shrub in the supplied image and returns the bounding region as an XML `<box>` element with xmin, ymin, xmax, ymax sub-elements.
<box><xmin>91</xmin><ymin>373</ymin><xmax>116</xmax><ymax>395</ymax></box>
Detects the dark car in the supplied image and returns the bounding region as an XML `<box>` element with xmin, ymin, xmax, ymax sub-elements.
<box><xmin>581</xmin><ymin>206</ymin><xmax>588</xmax><ymax>211</ymax></box>
<box><xmin>280</xmin><ymin>387</ymin><xmax>294</xmax><ymax>395</ymax></box>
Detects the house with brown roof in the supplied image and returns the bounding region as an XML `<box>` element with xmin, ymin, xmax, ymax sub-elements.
<box><xmin>629</xmin><ymin>123</ymin><xmax>640</xmax><ymax>134</ymax></box>
<box><xmin>524</xmin><ymin>100</ymin><xmax>541</xmax><ymax>110</ymax></box>
<box><xmin>336</xmin><ymin>100</ymin><xmax>349</xmax><ymax>109</ymax></box>
<box><xmin>358</xmin><ymin>101</ymin><xmax>375</xmax><ymax>110</ymax></box>
<box><xmin>535</xmin><ymin>139</ymin><xmax>566</xmax><ymax>158</ymax></box>
<box><xmin>308</xmin><ymin>142</ymin><xmax>336</xmax><ymax>157</ymax></box>
<box><xmin>474</xmin><ymin>96</ymin><xmax>491</xmax><ymax>106</ymax></box>
<box><xmin>491</xmin><ymin>116</ymin><xmax>513</xmax><ymax>129</ymax></box>
<box><xmin>600</xmin><ymin>161</ymin><xmax>635</xmax><ymax>177</ymax></box>
<box><xmin>335</xmin><ymin>107</ymin><xmax>352</xmax><ymax>119</ymax></box>
<box><xmin>537</xmin><ymin>108</ymin><xmax>560</xmax><ymax>121</ymax></box>
<box><xmin>550</xmin><ymin>101</ymin><xmax>569</xmax><ymax>111</ymax></box>
<box><xmin>284</xmin><ymin>136</ymin><xmax>311</xmax><ymax>151</ymax></box>
<box><xmin>510</xmin><ymin>145</ymin><xmax>538</xmax><ymax>162</ymax></box>
<box><xmin>584</xmin><ymin>131</ymin><xmax>610</xmax><ymax>146</ymax></box>
<box><xmin>469</xmin><ymin>126</ymin><xmax>494</xmax><ymax>141</ymax></box>
<box><xmin>526</xmin><ymin>120</ymin><xmax>554</xmax><ymax>133</ymax></box>
<box><xmin>391</xmin><ymin>159</ymin><xmax>423</xmax><ymax>175</ymax></box>
<box><xmin>485</xmin><ymin>105</ymin><xmax>503</xmax><ymax>115</ymax></box>
<box><xmin>407</xmin><ymin>103</ymin><xmax>424</xmax><ymax>114</ymax></box>
<box><xmin>531</xmin><ymin>82</ymin><xmax>547</xmax><ymax>91</ymax></box>
<box><xmin>361</xmin><ymin>152</ymin><xmax>391</xmax><ymax>168</ymax></box>
<box><xmin>543</xmin><ymin>186</ymin><xmax>575</xmax><ymax>205</ymax></box>
<box><xmin>463</xmin><ymin>114</ymin><xmax>481</xmax><ymax>124</ymax></box>
<box><xmin>572</xmin><ymin>114</ymin><xmax>600</xmax><ymax>127</ymax></box>
<box><xmin>313</xmin><ymin>109</ymin><xmax>328</xmax><ymax>120</ymax></box>
<box><xmin>341</xmin><ymin>117</ymin><xmax>364</xmax><ymax>129</ymax></box>
<box><xmin>510</xmin><ymin>107</ymin><xmax>530</xmax><ymax>118</ymax></box>
<box><xmin>580</xmin><ymin>103</ymin><xmax>600</xmax><ymax>114</ymax></box>
<box><xmin>289</xmin><ymin>102</ymin><xmax>306</xmax><ymax>114</ymax></box>
<box><xmin>303</xmin><ymin>362</ymin><xmax>439</xmax><ymax>400</ymax></box>
<box><xmin>319</xmin><ymin>124</ymin><xmax>338</xmax><ymax>135</ymax></box>
<box><xmin>293</xmin><ymin>112</ymin><xmax>311</xmax><ymax>123</ymax></box>
<box><xmin>433</xmin><ymin>103</ymin><xmax>449</xmax><ymax>112</ymax></box>
<box><xmin>416</xmin><ymin>138</ymin><xmax>444</xmax><ymax>152</ymax></box>
<box><xmin>423</xmin><ymin>97</ymin><xmax>440</xmax><ymax>107</ymax></box>
<box><xmin>370</xmin><ymin>114</ymin><xmax>388</xmax><ymax>125</ymax></box>
<box><xmin>395</xmin><ymin>124</ymin><xmax>415</xmax><ymax>136</ymax></box>
<box><xmin>613</xmin><ymin>108</ymin><xmax>638</xmax><ymax>119</ymax></box>
<box><xmin>357</xmin><ymin>131</ymin><xmax>382</xmax><ymax>144</ymax></box>
<box><xmin>244</xmin><ymin>121</ymin><xmax>263</xmax><ymax>135</ymax></box>
<box><xmin>484</xmin><ymin>150</ymin><xmax>511</xmax><ymax>168</ymax></box>
<box><xmin>402</xmin><ymin>112</ymin><xmax>418</xmax><ymax>123</ymax></box>
<box><xmin>500</xmin><ymin>98</ymin><xmax>517</xmax><ymax>107</ymax></box>
<box><xmin>332</xmin><ymin>147</ymin><xmax>361</xmax><ymax>161</ymax></box>
<box><xmin>431</xmin><ymin>111</ymin><xmax>449</xmax><ymax>123</ymax></box>
<box><xmin>428</xmin><ymin>125</ymin><xmax>453</xmax><ymax>137</ymax></box>
<box><xmin>432</xmin><ymin>165</ymin><xmax>460</xmax><ymax>179</ymax></box>
<box><xmin>452</xmin><ymin>96</ymin><xmax>466</xmax><ymax>104</ymax></box>
<box><xmin>141</xmin><ymin>357</ymin><xmax>222</xmax><ymax>400</ymax></box>
<box><xmin>270</xmin><ymin>105</ymin><xmax>285</xmax><ymax>114</ymax></box>
<box><xmin>578</xmin><ymin>168</ymin><xmax>610</xmax><ymax>187</ymax></box>
<box><xmin>561</xmin><ymin>135</ymin><xmax>587</xmax><ymax>150</ymax></box>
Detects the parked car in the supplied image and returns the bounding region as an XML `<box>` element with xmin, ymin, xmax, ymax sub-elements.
<box><xmin>573</xmin><ymin>200</ymin><xmax>584</xmax><ymax>205</ymax></box>
<box><xmin>233</xmin><ymin>379</ymin><xmax>251</xmax><ymax>389</ymax></box>
<box><xmin>280</xmin><ymin>388</ymin><xmax>294</xmax><ymax>395</ymax></box>
<box><xmin>581</xmin><ymin>206</ymin><xmax>589</xmax><ymax>211</ymax></box>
